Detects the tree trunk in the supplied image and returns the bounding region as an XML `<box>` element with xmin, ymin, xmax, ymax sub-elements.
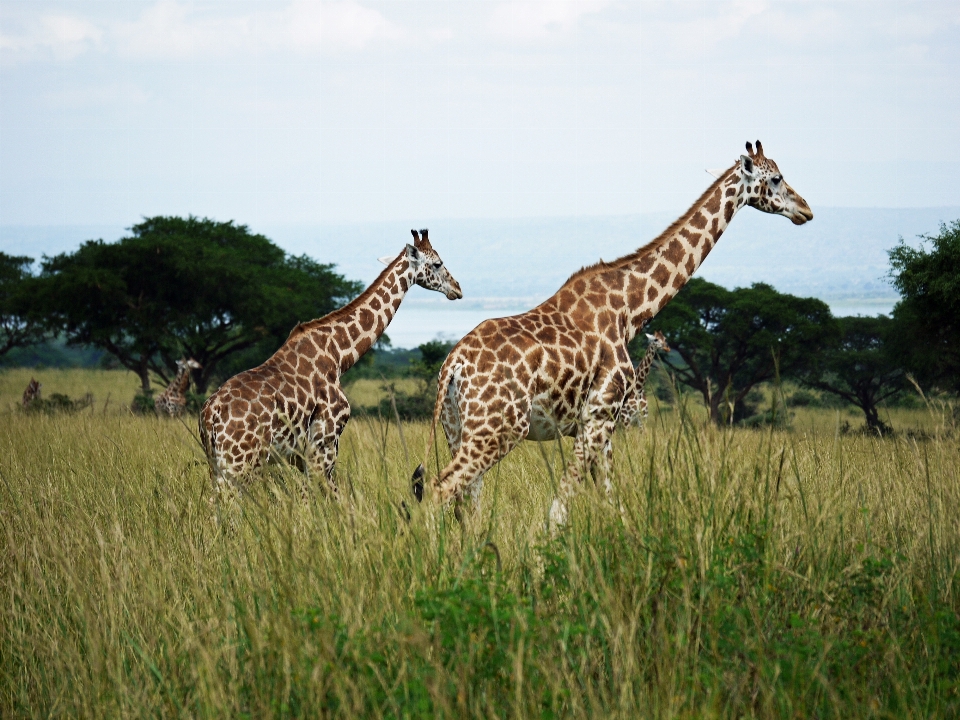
<box><xmin>862</xmin><ymin>402</ymin><xmax>885</xmax><ymax>435</ymax></box>
<box><xmin>707</xmin><ymin>392</ymin><xmax>726</xmax><ymax>425</ymax></box>
<box><xmin>137</xmin><ymin>356</ymin><xmax>151</xmax><ymax>394</ymax></box>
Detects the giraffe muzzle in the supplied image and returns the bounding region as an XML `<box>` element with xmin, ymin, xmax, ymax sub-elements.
<box><xmin>790</xmin><ymin>206</ymin><xmax>814</xmax><ymax>225</ymax></box>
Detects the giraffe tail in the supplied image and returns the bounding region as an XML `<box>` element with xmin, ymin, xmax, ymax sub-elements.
<box><xmin>410</xmin><ymin>357</ymin><xmax>459</xmax><ymax>503</ymax></box>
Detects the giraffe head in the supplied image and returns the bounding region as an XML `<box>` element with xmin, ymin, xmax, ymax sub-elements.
<box><xmin>645</xmin><ymin>330</ymin><xmax>671</xmax><ymax>353</ymax></box>
<box><xmin>177</xmin><ymin>358</ymin><xmax>202</xmax><ymax>372</ymax></box>
<box><xmin>739</xmin><ymin>140</ymin><xmax>813</xmax><ymax>225</ymax></box>
<box><xmin>407</xmin><ymin>229</ymin><xmax>463</xmax><ymax>300</ymax></box>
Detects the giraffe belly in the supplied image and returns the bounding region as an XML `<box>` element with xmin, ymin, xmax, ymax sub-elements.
<box><xmin>527</xmin><ymin>402</ymin><xmax>577</xmax><ymax>441</ymax></box>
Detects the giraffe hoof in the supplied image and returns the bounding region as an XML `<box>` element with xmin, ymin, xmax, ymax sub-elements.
<box><xmin>411</xmin><ymin>464</ymin><xmax>425</xmax><ymax>503</ymax></box>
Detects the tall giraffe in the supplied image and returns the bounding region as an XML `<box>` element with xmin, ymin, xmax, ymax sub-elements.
<box><xmin>200</xmin><ymin>230</ymin><xmax>462</xmax><ymax>495</ymax></box>
<box><xmin>620</xmin><ymin>331</ymin><xmax>671</xmax><ymax>428</ymax></box>
<box><xmin>155</xmin><ymin>358</ymin><xmax>202</xmax><ymax>417</ymax></box>
<box><xmin>413</xmin><ymin>141</ymin><xmax>812</xmax><ymax>524</ymax></box>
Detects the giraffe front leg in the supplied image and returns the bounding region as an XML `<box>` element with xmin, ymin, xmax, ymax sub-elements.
<box><xmin>550</xmin><ymin>416</ymin><xmax>617</xmax><ymax>528</ymax></box>
<box><xmin>307</xmin><ymin>398</ymin><xmax>350</xmax><ymax>500</ymax></box>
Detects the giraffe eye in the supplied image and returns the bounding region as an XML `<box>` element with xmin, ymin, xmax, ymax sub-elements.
<box><xmin>433</xmin><ymin>261</ymin><xmax>442</xmax><ymax>269</ymax></box>
<box><xmin>771</xmin><ymin>175</ymin><xmax>782</xmax><ymax>184</ymax></box>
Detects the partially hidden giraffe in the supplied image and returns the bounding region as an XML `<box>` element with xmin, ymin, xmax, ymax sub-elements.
<box><xmin>155</xmin><ymin>358</ymin><xmax>202</xmax><ymax>417</ymax></box>
<box><xmin>200</xmin><ymin>230</ymin><xmax>462</xmax><ymax>496</ymax></box>
<box><xmin>412</xmin><ymin>141</ymin><xmax>812</xmax><ymax>525</ymax></box>
<box><xmin>21</xmin><ymin>378</ymin><xmax>41</xmax><ymax>409</ymax></box>
<box><xmin>619</xmin><ymin>331</ymin><xmax>671</xmax><ymax>428</ymax></box>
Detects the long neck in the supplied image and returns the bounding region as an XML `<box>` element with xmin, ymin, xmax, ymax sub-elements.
<box><xmin>635</xmin><ymin>343</ymin><xmax>660</xmax><ymax>383</ymax></box>
<box><xmin>311</xmin><ymin>252</ymin><xmax>417</xmax><ymax>376</ymax></box>
<box><xmin>169</xmin><ymin>366</ymin><xmax>190</xmax><ymax>395</ymax></box>
<box><xmin>617</xmin><ymin>164</ymin><xmax>746</xmax><ymax>337</ymax></box>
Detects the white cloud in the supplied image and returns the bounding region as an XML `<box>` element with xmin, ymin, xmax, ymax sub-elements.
<box><xmin>113</xmin><ymin>1</ymin><xmax>252</xmax><ymax>59</ymax></box>
<box><xmin>283</xmin><ymin>1</ymin><xmax>402</xmax><ymax>54</ymax></box>
<box><xmin>2</xmin><ymin>1</ymin><xmax>404</xmax><ymax>62</ymax></box>
<box><xmin>488</xmin><ymin>1</ymin><xmax>611</xmax><ymax>41</ymax></box>
<box><xmin>0</xmin><ymin>13</ymin><xmax>102</xmax><ymax>59</ymax></box>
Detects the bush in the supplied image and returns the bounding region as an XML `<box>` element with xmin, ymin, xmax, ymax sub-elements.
<box><xmin>21</xmin><ymin>392</ymin><xmax>94</xmax><ymax>414</ymax></box>
<box><xmin>130</xmin><ymin>390</ymin><xmax>155</xmax><ymax>415</ymax></box>
<box><xmin>786</xmin><ymin>389</ymin><xmax>819</xmax><ymax>407</ymax></box>
<box><xmin>376</xmin><ymin>382</ymin><xmax>434</xmax><ymax>421</ymax></box>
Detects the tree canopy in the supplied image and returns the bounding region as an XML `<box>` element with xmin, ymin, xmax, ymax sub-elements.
<box><xmin>796</xmin><ymin>315</ymin><xmax>906</xmax><ymax>434</ymax></box>
<box><xmin>646</xmin><ymin>278</ymin><xmax>838</xmax><ymax>424</ymax></box>
<box><xmin>0</xmin><ymin>253</ymin><xmax>46</xmax><ymax>358</ymax></box>
<box><xmin>888</xmin><ymin>220</ymin><xmax>960</xmax><ymax>394</ymax></box>
<box><xmin>36</xmin><ymin>217</ymin><xmax>362</xmax><ymax>392</ymax></box>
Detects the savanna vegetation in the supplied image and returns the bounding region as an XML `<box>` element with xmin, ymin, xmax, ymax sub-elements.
<box><xmin>2</xmin><ymin>368</ymin><xmax>959</xmax><ymax>718</ymax></box>
<box><xmin>3</xmin><ymin>218</ymin><xmax>960</xmax><ymax>717</ymax></box>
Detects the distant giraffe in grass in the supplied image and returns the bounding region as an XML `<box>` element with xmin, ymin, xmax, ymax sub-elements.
<box><xmin>21</xmin><ymin>378</ymin><xmax>41</xmax><ymax>409</ymax></box>
<box><xmin>620</xmin><ymin>331</ymin><xmax>671</xmax><ymax>428</ymax></box>
<box><xmin>155</xmin><ymin>359</ymin><xmax>201</xmax><ymax>417</ymax></box>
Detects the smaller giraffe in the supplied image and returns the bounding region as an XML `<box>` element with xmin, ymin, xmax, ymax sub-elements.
<box><xmin>201</xmin><ymin>230</ymin><xmax>461</xmax><ymax>496</ymax></box>
<box><xmin>21</xmin><ymin>378</ymin><xmax>41</xmax><ymax>409</ymax></box>
<box><xmin>620</xmin><ymin>331</ymin><xmax>671</xmax><ymax>428</ymax></box>
<box><xmin>155</xmin><ymin>358</ymin><xmax>202</xmax><ymax>417</ymax></box>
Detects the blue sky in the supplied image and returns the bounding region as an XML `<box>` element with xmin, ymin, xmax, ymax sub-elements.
<box><xmin>2</xmin><ymin>1</ymin><xmax>959</xmax><ymax>228</ymax></box>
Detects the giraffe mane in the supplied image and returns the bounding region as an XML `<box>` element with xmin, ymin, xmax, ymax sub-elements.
<box><xmin>560</xmin><ymin>162</ymin><xmax>739</xmax><ymax>287</ymax></box>
<box><xmin>285</xmin><ymin>253</ymin><xmax>405</xmax><ymax>340</ymax></box>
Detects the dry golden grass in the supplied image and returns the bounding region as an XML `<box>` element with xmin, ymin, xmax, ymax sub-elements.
<box><xmin>1</xmin><ymin>368</ymin><xmax>958</xmax><ymax>717</ymax></box>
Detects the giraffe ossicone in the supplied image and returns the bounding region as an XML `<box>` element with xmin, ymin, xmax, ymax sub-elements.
<box><xmin>155</xmin><ymin>358</ymin><xmax>202</xmax><ymax>417</ymax></box>
<box><xmin>200</xmin><ymin>229</ymin><xmax>462</xmax><ymax>496</ymax></box>
<box><xmin>411</xmin><ymin>140</ymin><xmax>813</xmax><ymax>527</ymax></box>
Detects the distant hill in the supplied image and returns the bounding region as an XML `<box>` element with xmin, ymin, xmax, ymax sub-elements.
<box><xmin>258</xmin><ymin>206</ymin><xmax>960</xmax><ymax>315</ymax></box>
<box><xmin>4</xmin><ymin>207</ymin><xmax>958</xmax><ymax>348</ymax></box>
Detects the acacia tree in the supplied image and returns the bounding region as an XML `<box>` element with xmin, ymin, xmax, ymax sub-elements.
<box><xmin>0</xmin><ymin>253</ymin><xmax>46</xmax><ymax>358</ymax></box>
<box><xmin>37</xmin><ymin>217</ymin><xmax>361</xmax><ymax>393</ymax></box>
<box><xmin>646</xmin><ymin>278</ymin><xmax>838</xmax><ymax>424</ymax></box>
<box><xmin>797</xmin><ymin>315</ymin><xmax>905</xmax><ymax>434</ymax></box>
<box><xmin>887</xmin><ymin>220</ymin><xmax>960</xmax><ymax>393</ymax></box>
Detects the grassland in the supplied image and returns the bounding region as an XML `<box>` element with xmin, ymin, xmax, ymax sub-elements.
<box><xmin>2</xmin><ymin>368</ymin><xmax>959</xmax><ymax>718</ymax></box>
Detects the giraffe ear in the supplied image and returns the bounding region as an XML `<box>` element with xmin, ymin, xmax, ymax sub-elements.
<box><xmin>405</xmin><ymin>243</ymin><xmax>421</xmax><ymax>261</ymax></box>
<box><xmin>740</xmin><ymin>154</ymin><xmax>754</xmax><ymax>177</ymax></box>
<box><xmin>705</xmin><ymin>168</ymin><xmax>724</xmax><ymax>180</ymax></box>
<box><xmin>645</xmin><ymin>333</ymin><xmax>654</xmax><ymax>340</ymax></box>
<box><xmin>378</xmin><ymin>255</ymin><xmax>394</xmax><ymax>266</ymax></box>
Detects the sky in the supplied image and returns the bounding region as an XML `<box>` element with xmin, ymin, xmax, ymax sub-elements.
<box><xmin>2</xmin><ymin>1</ymin><xmax>959</xmax><ymax>347</ymax></box>
<box><xmin>2</xmin><ymin>0</ymin><xmax>959</xmax><ymax>229</ymax></box>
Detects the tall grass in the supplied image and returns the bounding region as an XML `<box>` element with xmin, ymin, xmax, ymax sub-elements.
<box><xmin>1</xmin><ymin>370</ymin><xmax>958</xmax><ymax>717</ymax></box>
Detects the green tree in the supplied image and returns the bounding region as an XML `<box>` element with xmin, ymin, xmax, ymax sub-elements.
<box><xmin>648</xmin><ymin>278</ymin><xmax>838</xmax><ymax>424</ymax></box>
<box><xmin>888</xmin><ymin>220</ymin><xmax>960</xmax><ymax>393</ymax></box>
<box><xmin>0</xmin><ymin>253</ymin><xmax>46</xmax><ymax>357</ymax></box>
<box><xmin>410</xmin><ymin>339</ymin><xmax>455</xmax><ymax>382</ymax></box>
<box><xmin>797</xmin><ymin>316</ymin><xmax>906</xmax><ymax>434</ymax></box>
<box><xmin>36</xmin><ymin>217</ymin><xmax>361</xmax><ymax>392</ymax></box>
<box><xmin>378</xmin><ymin>339</ymin><xmax>456</xmax><ymax>420</ymax></box>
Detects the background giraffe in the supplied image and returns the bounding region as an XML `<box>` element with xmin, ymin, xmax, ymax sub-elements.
<box><xmin>201</xmin><ymin>230</ymin><xmax>462</xmax><ymax>496</ymax></box>
<box><xmin>21</xmin><ymin>378</ymin><xmax>41</xmax><ymax>409</ymax></box>
<box><xmin>620</xmin><ymin>331</ymin><xmax>671</xmax><ymax>428</ymax></box>
<box><xmin>155</xmin><ymin>358</ymin><xmax>202</xmax><ymax>417</ymax></box>
<box><xmin>413</xmin><ymin>141</ymin><xmax>813</xmax><ymax>525</ymax></box>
